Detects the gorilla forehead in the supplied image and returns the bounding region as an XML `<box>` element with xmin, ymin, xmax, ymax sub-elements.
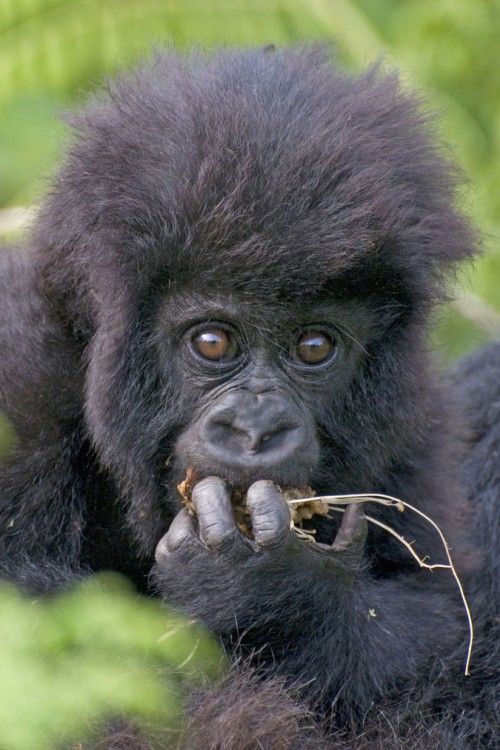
<box><xmin>38</xmin><ymin>45</ymin><xmax>475</xmax><ymax>313</ymax></box>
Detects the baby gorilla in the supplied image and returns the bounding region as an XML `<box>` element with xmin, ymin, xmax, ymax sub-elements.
<box><xmin>0</xmin><ymin>46</ymin><xmax>499</xmax><ymax>749</ymax></box>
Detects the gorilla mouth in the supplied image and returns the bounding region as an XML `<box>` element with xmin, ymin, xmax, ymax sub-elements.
<box><xmin>178</xmin><ymin>466</ymin><xmax>314</xmax><ymax>503</ymax></box>
<box><xmin>174</xmin><ymin>452</ymin><xmax>317</xmax><ymax>495</ymax></box>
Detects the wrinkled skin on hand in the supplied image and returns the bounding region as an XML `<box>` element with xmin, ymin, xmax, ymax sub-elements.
<box><xmin>155</xmin><ymin>478</ymin><xmax>366</xmax><ymax>642</ymax></box>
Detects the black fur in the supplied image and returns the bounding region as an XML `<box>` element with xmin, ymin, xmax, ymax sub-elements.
<box><xmin>0</xmin><ymin>47</ymin><xmax>498</xmax><ymax>748</ymax></box>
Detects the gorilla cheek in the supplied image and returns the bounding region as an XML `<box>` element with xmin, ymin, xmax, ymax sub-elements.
<box><xmin>175</xmin><ymin>388</ymin><xmax>320</xmax><ymax>484</ymax></box>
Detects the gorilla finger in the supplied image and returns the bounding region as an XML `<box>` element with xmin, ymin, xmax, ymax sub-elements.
<box><xmin>330</xmin><ymin>503</ymin><xmax>367</xmax><ymax>566</ymax></box>
<box><xmin>192</xmin><ymin>476</ymin><xmax>240</xmax><ymax>550</ymax></box>
<box><xmin>246</xmin><ymin>480</ymin><xmax>292</xmax><ymax>548</ymax></box>
<box><xmin>155</xmin><ymin>508</ymin><xmax>198</xmax><ymax>561</ymax></box>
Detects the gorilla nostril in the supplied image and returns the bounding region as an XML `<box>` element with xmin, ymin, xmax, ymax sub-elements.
<box><xmin>248</xmin><ymin>430</ymin><xmax>274</xmax><ymax>451</ymax></box>
<box><xmin>244</xmin><ymin>426</ymin><xmax>295</xmax><ymax>454</ymax></box>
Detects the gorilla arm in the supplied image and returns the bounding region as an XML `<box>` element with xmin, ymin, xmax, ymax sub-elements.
<box><xmin>0</xmin><ymin>251</ymin><xmax>88</xmax><ymax>590</ymax></box>
<box><xmin>154</xmin><ymin>478</ymin><xmax>464</xmax><ymax>717</ymax></box>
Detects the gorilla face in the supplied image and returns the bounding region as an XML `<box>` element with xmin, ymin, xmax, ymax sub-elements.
<box><xmin>166</xmin><ymin>292</ymin><xmax>369</xmax><ymax>490</ymax></box>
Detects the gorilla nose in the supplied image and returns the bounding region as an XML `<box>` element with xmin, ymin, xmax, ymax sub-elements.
<box><xmin>208</xmin><ymin>420</ymin><xmax>296</xmax><ymax>455</ymax></box>
<box><xmin>201</xmin><ymin>390</ymin><xmax>304</xmax><ymax>465</ymax></box>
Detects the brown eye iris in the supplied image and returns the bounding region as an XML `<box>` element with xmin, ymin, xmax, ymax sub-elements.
<box><xmin>192</xmin><ymin>329</ymin><xmax>238</xmax><ymax>362</ymax></box>
<box><xmin>294</xmin><ymin>330</ymin><xmax>335</xmax><ymax>365</ymax></box>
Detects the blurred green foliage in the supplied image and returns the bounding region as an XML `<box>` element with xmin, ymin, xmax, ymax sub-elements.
<box><xmin>0</xmin><ymin>0</ymin><xmax>499</xmax><ymax>357</ymax></box>
<box><xmin>0</xmin><ymin>573</ymin><xmax>225</xmax><ymax>749</ymax></box>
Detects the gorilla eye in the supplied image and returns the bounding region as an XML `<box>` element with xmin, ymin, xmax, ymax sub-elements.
<box><xmin>291</xmin><ymin>329</ymin><xmax>336</xmax><ymax>366</ymax></box>
<box><xmin>191</xmin><ymin>328</ymin><xmax>239</xmax><ymax>362</ymax></box>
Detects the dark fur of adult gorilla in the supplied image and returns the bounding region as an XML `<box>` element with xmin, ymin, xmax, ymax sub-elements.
<box><xmin>0</xmin><ymin>46</ymin><xmax>499</xmax><ymax>749</ymax></box>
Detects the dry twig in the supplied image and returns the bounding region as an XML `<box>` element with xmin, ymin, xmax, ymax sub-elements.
<box><xmin>288</xmin><ymin>492</ymin><xmax>474</xmax><ymax>676</ymax></box>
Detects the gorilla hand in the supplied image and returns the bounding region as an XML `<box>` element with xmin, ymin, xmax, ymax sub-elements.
<box><xmin>154</xmin><ymin>477</ymin><xmax>367</xmax><ymax>637</ymax></box>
